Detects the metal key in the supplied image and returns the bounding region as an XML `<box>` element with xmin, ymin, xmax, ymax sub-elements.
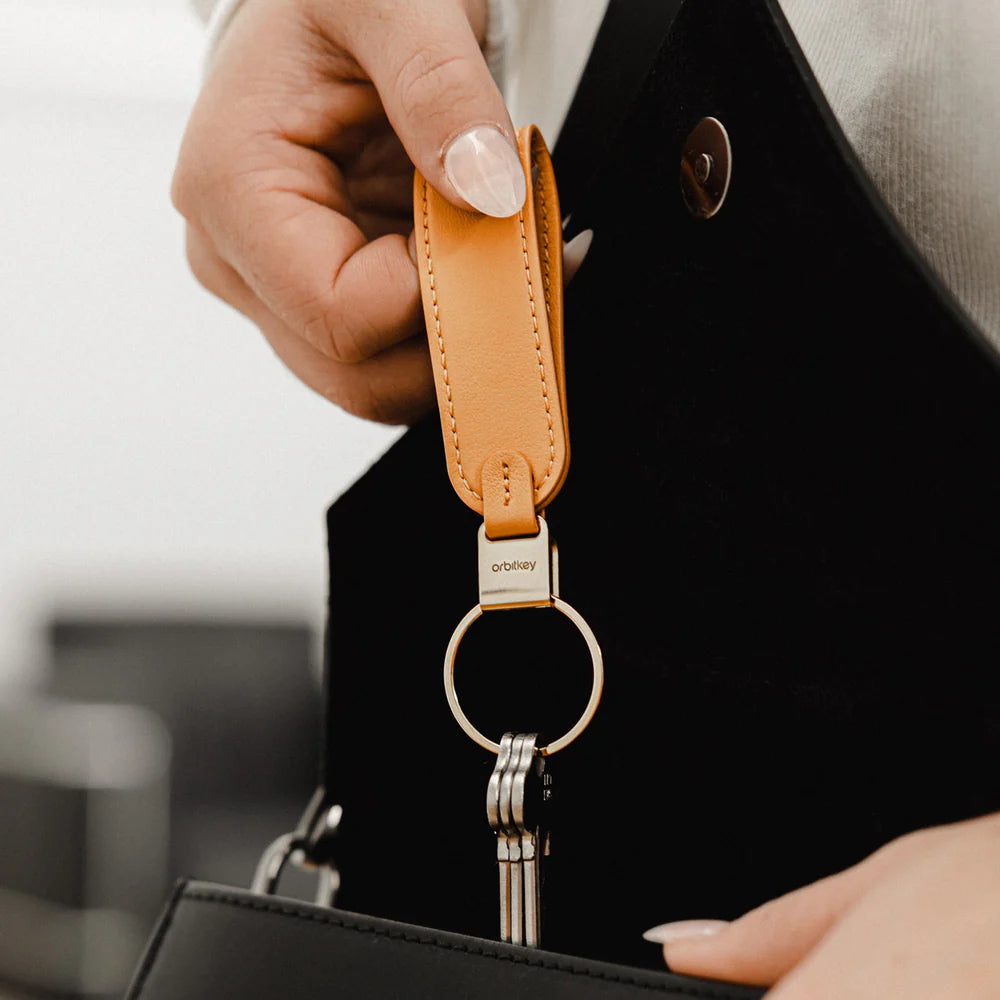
<box><xmin>517</xmin><ymin>734</ymin><xmax>552</xmax><ymax>947</ymax></box>
<box><xmin>509</xmin><ymin>733</ymin><xmax>541</xmax><ymax>947</ymax></box>
<box><xmin>486</xmin><ymin>734</ymin><xmax>515</xmax><ymax>942</ymax></box>
<box><xmin>487</xmin><ymin>732</ymin><xmax>550</xmax><ymax>947</ymax></box>
<box><xmin>499</xmin><ymin>734</ymin><xmax>525</xmax><ymax>945</ymax></box>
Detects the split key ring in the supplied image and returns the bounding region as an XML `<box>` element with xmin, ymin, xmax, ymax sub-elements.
<box><xmin>443</xmin><ymin>596</ymin><xmax>604</xmax><ymax>757</ymax></box>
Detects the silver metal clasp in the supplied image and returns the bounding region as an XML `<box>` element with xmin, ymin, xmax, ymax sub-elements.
<box><xmin>445</xmin><ymin>518</ymin><xmax>603</xmax><ymax>758</ymax></box>
<box><xmin>477</xmin><ymin>518</ymin><xmax>559</xmax><ymax>609</ymax></box>
<box><xmin>251</xmin><ymin>788</ymin><xmax>342</xmax><ymax>907</ymax></box>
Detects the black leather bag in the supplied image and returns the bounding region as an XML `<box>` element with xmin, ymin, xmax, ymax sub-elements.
<box><xmin>127</xmin><ymin>0</ymin><xmax>1000</xmax><ymax>995</ymax></box>
<box><xmin>127</xmin><ymin>883</ymin><xmax>761</xmax><ymax>1000</ymax></box>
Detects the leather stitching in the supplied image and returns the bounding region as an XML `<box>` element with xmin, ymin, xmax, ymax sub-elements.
<box><xmin>502</xmin><ymin>461</ymin><xmax>511</xmax><ymax>506</ymax></box>
<box><xmin>538</xmin><ymin>170</ymin><xmax>552</xmax><ymax>313</ymax></box>
<box><xmin>421</xmin><ymin>180</ymin><xmax>482</xmax><ymax>502</ymax></box>
<box><xmin>180</xmin><ymin>889</ymin><xmax>751</xmax><ymax>999</ymax></box>
<box><xmin>517</xmin><ymin>204</ymin><xmax>557</xmax><ymax>496</ymax></box>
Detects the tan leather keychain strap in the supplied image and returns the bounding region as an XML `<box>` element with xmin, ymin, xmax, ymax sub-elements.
<box><xmin>414</xmin><ymin>125</ymin><xmax>567</xmax><ymax>540</ymax></box>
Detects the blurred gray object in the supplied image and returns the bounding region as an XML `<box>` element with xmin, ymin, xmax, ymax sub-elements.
<box><xmin>0</xmin><ymin>700</ymin><xmax>169</xmax><ymax>998</ymax></box>
<box><xmin>0</xmin><ymin>618</ymin><xmax>323</xmax><ymax>998</ymax></box>
<box><xmin>44</xmin><ymin>618</ymin><xmax>321</xmax><ymax>889</ymax></box>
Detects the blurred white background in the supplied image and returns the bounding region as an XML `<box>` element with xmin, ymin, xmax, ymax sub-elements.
<box><xmin>0</xmin><ymin>0</ymin><xmax>400</xmax><ymax>689</ymax></box>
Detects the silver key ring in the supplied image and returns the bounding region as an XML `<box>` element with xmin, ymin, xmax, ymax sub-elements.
<box><xmin>443</xmin><ymin>598</ymin><xmax>604</xmax><ymax>756</ymax></box>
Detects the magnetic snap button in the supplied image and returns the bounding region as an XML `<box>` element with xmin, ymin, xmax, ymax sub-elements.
<box><xmin>680</xmin><ymin>116</ymin><xmax>732</xmax><ymax>219</ymax></box>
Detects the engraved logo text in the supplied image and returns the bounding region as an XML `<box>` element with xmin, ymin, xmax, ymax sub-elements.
<box><xmin>491</xmin><ymin>560</ymin><xmax>536</xmax><ymax>573</ymax></box>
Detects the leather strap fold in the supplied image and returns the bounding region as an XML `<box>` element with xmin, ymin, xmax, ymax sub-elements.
<box><xmin>414</xmin><ymin>125</ymin><xmax>568</xmax><ymax>539</ymax></box>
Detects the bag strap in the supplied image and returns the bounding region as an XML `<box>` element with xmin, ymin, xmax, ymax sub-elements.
<box><xmin>413</xmin><ymin>126</ymin><xmax>568</xmax><ymax>540</ymax></box>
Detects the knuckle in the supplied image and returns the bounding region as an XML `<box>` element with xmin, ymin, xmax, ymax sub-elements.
<box><xmin>170</xmin><ymin>158</ymin><xmax>198</xmax><ymax>221</ymax></box>
<box><xmin>300</xmin><ymin>300</ymin><xmax>366</xmax><ymax>364</ymax></box>
<box><xmin>170</xmin><ymin>110</ymin><xmax>255</xmax><ymax>224</ymax></box>
<box><xmin>185</xmin><ymin>242</ymin><xmax>218</xmax><ymax>295</ymax></box>
<box><xmin>298</xmin><ymin>248</ymin><xmax>404</xmax><ymax>364</ymax></box>
<box><xmin>170</xmin><ymin>112</ymin><xmax>220</xmax><ymax>221</ymax></box>
<box><xmin>392</xmin><ymin>46</ymin><xmax>473</xmax><ymax>121</ymax></box>
<box><xmin>869</xmin><ymin>824</ymin><xmax>941</xmax><ymax>869</ymax></box>
<box><xmin>170</xmin><ymin>137</ymin><xmax>224</xmax><ymax>223</ymax></box>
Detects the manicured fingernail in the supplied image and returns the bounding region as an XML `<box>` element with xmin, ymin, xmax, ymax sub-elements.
<box><xmin>563</xmin><ymin>229</ymin><xmax>594</xmax><ymax>284</ymax></box>
<box><xmin>642</xmin><ymin>920</ymin><xmax>729</xmax><ymax>944</ymax></box>
<box><xmin>407</xmin><ymin>229</ymin><xmax>418</xmax><ymax>266</ymax></box>
<box><xmin>443</xmin><ymin>126</ymin><xmax>526</xmax><ymax>218</ymax></box>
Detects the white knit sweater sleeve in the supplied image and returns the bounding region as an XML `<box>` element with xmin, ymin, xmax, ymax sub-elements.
<box><xmin>191</xmin><ymin>0</ymin><xmax>515</xmax><ymax>88</ymax></box>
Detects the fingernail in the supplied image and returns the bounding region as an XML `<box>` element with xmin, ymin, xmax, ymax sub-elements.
<box><xmin>642</xmin><ymin>920</ymin><xmax>729</xmax><ymax>945</ymax></box>
<box><xmin>563</xmin><ymin>229</ymin><xmax>594</xmax><ymax>285</ymax></box>
<box><xmin>407</xmin><ymin>230</ymin><xmax>418</xmax><ymax>266</ymax></box>
<box><xmin>443</xmin><ymin>126</ymin><xmax>526</xmax><ymax>218</ymax></box>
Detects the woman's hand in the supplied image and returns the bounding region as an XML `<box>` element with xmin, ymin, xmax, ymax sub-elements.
<box><xmin>645</xmin><ymin>812</ymin><xmax>1000</xmax><ymax>997</ymax></box>
<box><xmin>171</xmin><ymin>0</ymin><xmax>524</xmax><ymax>424</ymax></box>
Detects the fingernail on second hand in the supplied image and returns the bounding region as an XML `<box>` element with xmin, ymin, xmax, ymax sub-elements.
<box><xmin>443</xmin><ymin>126</ymin><xmax>526</xmax><ymax>218</ymax></box>
<box><xmin>642</xmin><ymin>920</ymin><xmax>729</xmax><ymax>945</ymax></box>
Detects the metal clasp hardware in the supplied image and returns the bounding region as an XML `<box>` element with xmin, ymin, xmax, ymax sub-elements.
<box><xmin>251</xmin><ymin>788</ymin><xmax>342</xmax><ymax>907</ymax></box>
<box><xmin>478</xmin><ymin>518</ymin><xmax>558</xmax><ymax>609</ymax></box>
<box><xmin>445</xmin><ymin>519</ymin><xmax>603</xmax><ymax>758</ymax></box>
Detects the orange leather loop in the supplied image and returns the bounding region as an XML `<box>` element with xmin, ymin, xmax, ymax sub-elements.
<box><xmin>414</xmin><ymin>125</ymin><xmax>568</xmax><ymax>540</ymax></box>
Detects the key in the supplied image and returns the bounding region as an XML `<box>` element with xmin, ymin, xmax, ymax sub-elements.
<box><xmin>487</xmin><ymin>732</ymin><xmax>551</xmax><ymax>947</ymax></box>
<box><xmin>510</xmin><ymin>734</ymin><xmax>548</xmax><ymax>948</ymax></box>
<box><xmin>486</xmin><ymin>733</ymin><xmax>515</xmax><ymax>943</ymax></box>
<box><xmin>499</xmin><ymin>734</ymin><xmax>526</xmax><ymax>945</ymax></box>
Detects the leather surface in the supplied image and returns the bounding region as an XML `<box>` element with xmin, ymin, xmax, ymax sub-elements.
<box><xmin>127</xmin><ymin>882</ymin><xmax>761</xmax><ymax>1000</ymax></box>
<box><xmin>480</xmin><ymin>450</ymin><xmax>538</xmax><ymax>539</ymax></box>
<box><xmin>322</xmin><ymin>0</ymin><xmax>1000</xmax><ymax>973</ymax></box>
<box><xmin>414</xmin><ymin>126</ymin><xmax>568</xmax><ymax>538</ymax></box>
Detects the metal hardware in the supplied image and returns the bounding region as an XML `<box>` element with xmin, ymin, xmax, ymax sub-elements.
<box><xmin>478</xmin><ymin>520</ymin><xmax>554</xmax><ymax>609</ymax></box>
<box><xmin>444</xmin><ymin>596</ymin><xmax>603</xmax><ymax>757</ymax></box>
<box><xmin>251</xmin><ymin>788</ymin><xmax>342</xmax><ymax>906</ymax></box>
<box><xmin>457</xmin><ymin>519</ymin><xmax>598</xmax><ymax>945</ymax></box>
<box><xmin>694</xmin><ymin>153</ymin><xmax>713</xmax><ymax>184</ymax></box>
<box><xmin>487</xmin><ymin>734</ymin><xmax>515</xmax><ymax>942</ymax></box>
<box><xmin>487</xmin><ymin>732</ymin><xmax>549</xmax><ymax>946</ymax></box>
<box><xmin>447</xmin><ymin>521</ymin><xmax>603</xmax><ymax>757</ymax></box>
<box><xmin>499</xmin><ymin>736</ymin><xmax>523</xmax><ymax>945</ymax></box>
<box><xmin>512</xmin><ymin>734</ymin><xmax>545</xmax><ymax>946</ymax></box>
<box><xmin>680</xmin><ymin>116</ymin><xmax>731</xmax><ymax>219</ymax></box>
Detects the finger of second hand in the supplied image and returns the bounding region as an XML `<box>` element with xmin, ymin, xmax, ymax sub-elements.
<box><xmin>764</xmin><ymin>827</ymin><xmax>1000</xmax><ymax>1000</ymax></box>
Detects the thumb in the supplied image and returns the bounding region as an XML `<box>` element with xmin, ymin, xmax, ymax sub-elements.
<box><xmin>343</xmin><ymin>0</ymin><xmax>525</xmax><ymax>218</ymax></box>
<box><xmin>643</xmin><ymin>864</ymin><xmax>880</xmax><ymax>987</ymax></box>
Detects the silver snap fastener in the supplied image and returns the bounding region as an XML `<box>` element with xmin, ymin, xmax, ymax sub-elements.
<box><xmin>680</xmin><ymin>117</ymin><xmax>731</xmax><ymax>219</ymax></box>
